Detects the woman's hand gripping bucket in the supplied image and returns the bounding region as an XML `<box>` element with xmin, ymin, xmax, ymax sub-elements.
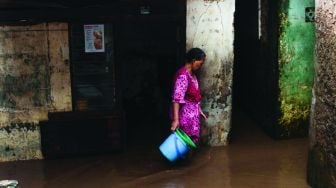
<box><xmin>159</xmin><ymin>128</ymin><xmax>197</xmax><ymax>162</ymax></box>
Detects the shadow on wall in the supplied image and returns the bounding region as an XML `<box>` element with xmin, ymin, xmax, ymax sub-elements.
<box><xmin>120</xmin><ymin>52</ymin><xmax>176</xmax><ymax>145</ymax></box>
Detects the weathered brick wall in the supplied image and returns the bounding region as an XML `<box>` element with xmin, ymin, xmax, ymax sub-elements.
<box><xmin>308</xmin><ymin>1</ymin><xmax>336</xmax><ymax>187</ymax></box>
<box><xmin>0</xmin><ymin>23</ymin><xmax>71</xmax><ymax>161</ymax></box>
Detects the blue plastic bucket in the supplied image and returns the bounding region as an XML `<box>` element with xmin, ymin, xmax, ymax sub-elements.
<box><xmin>159</xmin><ymin>131</ymin><xmax>189</xmax><ymax>162</ymax></box>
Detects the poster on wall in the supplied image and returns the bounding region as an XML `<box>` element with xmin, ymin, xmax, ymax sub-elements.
<box><xmin>84</xmin><ymin>24</ymin><xmax>105</xmax><ymax>53</ymax></box>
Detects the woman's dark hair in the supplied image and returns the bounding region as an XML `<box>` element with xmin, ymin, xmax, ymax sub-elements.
<box><xmin>185</xmin><ymin>47</ymin><xmax>206</xmax><ymax>63</ymax></box>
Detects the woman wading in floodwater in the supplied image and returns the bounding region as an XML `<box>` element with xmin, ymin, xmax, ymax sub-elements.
<box><xmin>170</xmin><ymin>48</ymin><xmax>207</xmax><ymax>150</ymax></box>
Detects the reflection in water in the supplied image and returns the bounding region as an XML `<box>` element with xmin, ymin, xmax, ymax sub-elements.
<box><xmin>162</xmin><ymin>181</ymin><xmax>185</xmax><ymax>188</ymax></box>
<box><xmin>276</xmin><ymin>140</ymin><xmax>309</xmax><ymax>188</ymax></box>
<box><xmin>227</xmin><ymin>110</ymin><xmax>309</xmax><ymax>188</ymax></box>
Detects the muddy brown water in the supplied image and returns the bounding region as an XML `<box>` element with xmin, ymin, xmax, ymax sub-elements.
<box><xmin>0</xmin><ymin>111</ymin><xmax>310</xmax><ymax>188</ymax></box>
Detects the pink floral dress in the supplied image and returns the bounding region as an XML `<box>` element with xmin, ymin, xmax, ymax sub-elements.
<box><xmin>172</xmin><ymin>67</ymin><xmax>202</xmax><ymax>143</ymax></box>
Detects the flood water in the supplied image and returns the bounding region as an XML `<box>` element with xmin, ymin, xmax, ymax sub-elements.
<box><xmin>0</xmin><ymin>110</ymin><xmax>310</xmax><ymax>188</ymax></box>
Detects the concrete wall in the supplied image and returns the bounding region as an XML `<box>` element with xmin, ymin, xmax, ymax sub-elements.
<box><xmin>0</xmin><ymin>23</ymin><xmax>71</xmax><ymax>161</ymax></box>
<box><xmin>308</xmin><ymin>0</ymin><xmax>336</xmax><ymax>187</ymax></box>
<box><xmin>187</xmin><ymin>0</ymin><xmax>235</xmax><ymax>146</ymax></box>
<box><xmin>278</xmin><ymin>0</ymin><xmax>315</xmax><ymax>137</ymax></box>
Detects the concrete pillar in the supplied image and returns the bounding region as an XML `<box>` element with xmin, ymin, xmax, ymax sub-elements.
<box><xmin>187</xmin><ymin>0</ymin><xmax>235</xmax><ymax>146</ymax></box>
<box><xmin>308</xmin><ymin>0</ymin><xmax>336</xmax><ymax>187</ymax></box>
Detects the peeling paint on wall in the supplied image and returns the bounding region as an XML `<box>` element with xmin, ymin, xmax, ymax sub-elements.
<box><xmin>48</xmin><ymin>23</ymin><xmax>72</xmax><ymax>112</ymax></box>
<box><xmin>278</xmin><ymin>0</ymin><xmax>314</xmax><ymax>135</ymax></box>
<box><xmin>0</xmin><ymin>26</ymin><xmax>50</xmax><ymax>110</ymax></box>
<box><xmin>0</xmin><ymin>123</ymin><xmax>42</xmax><ymax>161</ymax></box>
<box><xmin>187</xmin><ymin>0</ymin><xmax>235</xmax><ymax>146</ymax></box>
<box><xmin>0</xmin><ymin>23</ymin><xmax>71</xmax><ymax>161</ymax></box>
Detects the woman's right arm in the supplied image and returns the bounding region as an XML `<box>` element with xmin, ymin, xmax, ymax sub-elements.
<box><xmin>171</xmin><ymin>102</ymin><xmax>180</xmax><ymax>131</ymax></box>
<box><xmin>171</xmin><ymin>73</ymin><xmax>188</xmax><ymax>131</ymax></box>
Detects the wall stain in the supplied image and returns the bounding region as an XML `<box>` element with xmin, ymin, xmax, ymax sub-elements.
<box><xmin>187</xmin><ymin>0</ymin><xmax>234</xmax><ymax>146</ymax></box>
<box><xmin>0</xmin><ymin>23</ymin><xmax>71</xmax><ymax>161</ymax></box>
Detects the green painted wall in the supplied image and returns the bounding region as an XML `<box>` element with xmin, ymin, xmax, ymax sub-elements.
<box><xmin>278</xmin><ymin>0</ymin><xmax>314</xmax><ymax>135</ymax></box>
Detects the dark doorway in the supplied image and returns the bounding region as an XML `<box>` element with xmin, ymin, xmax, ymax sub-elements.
<box><xmin>114</xmin><ymin>3</ymin><xmax>185</xmax><ymax>147</ymax></box>
<box><xmin>231</xmin><ymin>0</ymin><xmax>261</xmax><ymax>141</ymax></box>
